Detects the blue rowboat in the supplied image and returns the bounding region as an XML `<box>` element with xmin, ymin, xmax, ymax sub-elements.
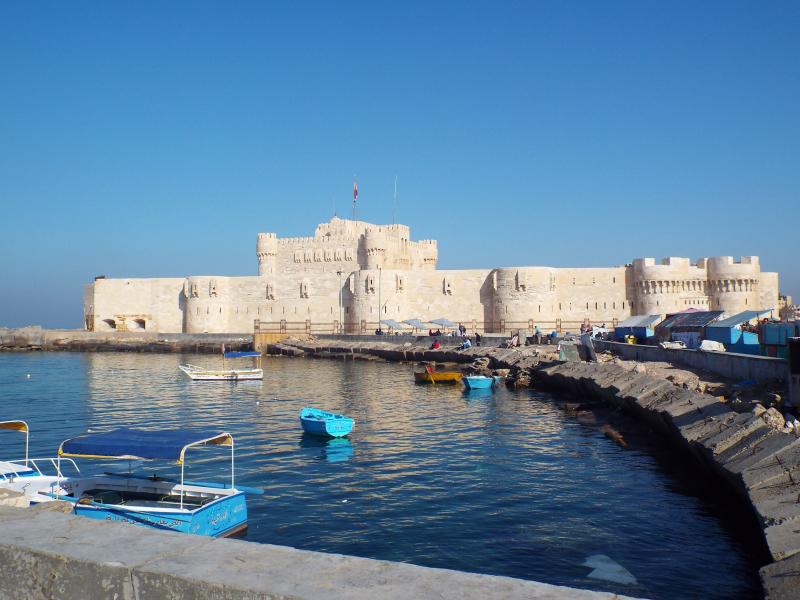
<box><xmin>56</xmin><ymin>428</ymin><xmax>258</xmax><ymax>537</ymax></box>
<box><xmin>299</xmin><ymin>407</ymin><xmax>354</xmax><ymax>438</ymax></box>
<box><xmin>462</xmin><ymin>375</ymin><xmax>496</xmax><ymax>390</ymax></box>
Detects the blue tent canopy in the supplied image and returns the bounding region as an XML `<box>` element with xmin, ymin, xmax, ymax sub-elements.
<box><xmin>707</xmin><ymin>309</ymin><xmax>772</xmax><ymax>329</ymax></box>
<box><xmin>380</xmin><ymin>319</ymin><xmax>409</xmax><ymax>329</ymax></box>
<box><xmin>223</xmin><ymin>351</ymin><xmax>260</xmax><ymax>358</ymax></box>
<box><xmin>429</xmin><ymin>318</ymin><xmax>457</xmax><ymax>328</ymax></box>
<box><xmin>616</xmin><ymin>315</ymin><xmax>662</xmax><ymax>328</ymax></box>
<box><xmin>403</xmin><ymin>319</ymin><xmax>430</xmax><ymax>329</ymax></box>
<box><xmin>58</xmin><ymin>427</ymin><xmax>233</xmax><ymax>464</ymax></box>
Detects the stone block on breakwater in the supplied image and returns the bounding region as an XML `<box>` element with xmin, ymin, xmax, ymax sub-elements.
<box><xmin>760</xmin><ymin>551</ymin><xmax>800</xmax><ymax>600</ymax></box>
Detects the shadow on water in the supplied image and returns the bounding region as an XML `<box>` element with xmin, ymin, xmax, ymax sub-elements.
<box><xmin>0</xmin><ymin>352</ymin><xmax>764</xmax><ymax>599</ymax></box>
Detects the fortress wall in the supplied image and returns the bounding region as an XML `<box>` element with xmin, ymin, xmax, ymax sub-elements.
<box><xmin>272</xmin><ymin>239</ymin><xmax>359</xmax><ymax>274</ymax></box>
<box><xmin>86</xmin><ymin>219</ymin><xmax>785</xmax><ymax>334</ymax></box>
<box><xmin>89</xmin><ymin>278</ymin><xmax>184</xmax><ymax>333</ymax></box>
<box><xmin>552</xmin><ymin>267</ymin><xmax>631</xmax><ymax>324</ymax></box>
<box><xmin>405</xmin><ymin>269</ymin><xmax>490</xmax><ymax>324</ymax></box>
<box><xmin>348</xmin><ymin>269</ymin><xmax>490</xmax><ymax>331</ymax></box>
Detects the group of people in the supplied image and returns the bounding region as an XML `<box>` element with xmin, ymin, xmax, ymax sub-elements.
<box><xmin>427</xmin><ymin>324</ymin><xmax>481</xmax><ymax>350</ymax></box>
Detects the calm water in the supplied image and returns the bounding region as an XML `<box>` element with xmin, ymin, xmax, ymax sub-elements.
<box><xmin>0</xmin><ymin>352</ymin><xmax>762</xmax><ymax>598</ymax></box>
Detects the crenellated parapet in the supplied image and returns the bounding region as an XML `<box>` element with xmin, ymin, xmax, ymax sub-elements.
<box><xmin>631</xmin><ymin>256</ymin><xmax>766</xmax><ymax>314</ymax></box>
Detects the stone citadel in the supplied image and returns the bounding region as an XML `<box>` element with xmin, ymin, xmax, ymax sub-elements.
<box><xmin>83</xmin><ymin>217</ymin><xmax>781</xmax><ymax>334</ymax></box>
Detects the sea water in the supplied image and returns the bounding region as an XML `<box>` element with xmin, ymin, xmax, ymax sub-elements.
<box><xmin>0</xmin><ymin>352</ymin><xmax>762</xmax><ymax>598</ymax></box>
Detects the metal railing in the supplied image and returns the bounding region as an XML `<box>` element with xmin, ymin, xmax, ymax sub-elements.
<box><xmin>254</xmin><ymin>318</ymin><xmax>618</xmax><ymax>336</ymax></box>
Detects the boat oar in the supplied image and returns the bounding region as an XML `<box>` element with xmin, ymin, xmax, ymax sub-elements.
<box><xmin>427</xmin><ymin>364</ymin><xmax>436</xmax><ymax>385</ymax></box>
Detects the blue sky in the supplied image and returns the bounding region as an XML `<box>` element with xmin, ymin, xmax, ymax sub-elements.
<box><xmin>1</xmin><ymin>1</ymin><xmax>798</xmax><ymax>328</ymax></box>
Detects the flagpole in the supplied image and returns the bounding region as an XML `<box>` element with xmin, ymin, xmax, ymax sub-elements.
<box><xmin>393</xmin><ymin>175</ymin><xmax>397</xmax><ymax>224</ymax></box>
<box><xmin>352</xmin><ymin>176</ymin><xmax>358</xmax><ymax>221</ymax></box>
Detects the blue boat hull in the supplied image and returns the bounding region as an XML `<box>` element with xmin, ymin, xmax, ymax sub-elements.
<box><xmin>300</xmin><ymin>408</ymin><xmax>354</xmax><ymax>438</ymax></box>
<box><xmin>72</xmin><ymin>492</ymin><xmax>248</xmax><ymax>537</ymax></box>
<box><xmin>462</xmin><ymin>376</ymin><xmax>495</xmax><ymax>390</ymax></box>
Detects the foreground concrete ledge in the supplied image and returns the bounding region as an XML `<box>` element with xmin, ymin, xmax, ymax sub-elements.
<box><xmin>0</xmin><ymin>506</ymin><xmax>637</xmax><ymax>600</ymax></box>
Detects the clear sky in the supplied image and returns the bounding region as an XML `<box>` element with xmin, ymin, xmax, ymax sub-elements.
<box><xmin>1</xmin><ymin>1</ymin><xmax>798</xmax><ymax>328</ymax></box>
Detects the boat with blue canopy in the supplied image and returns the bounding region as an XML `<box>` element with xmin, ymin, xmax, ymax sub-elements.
<box><xmin>54</xmin><ymin>427</ymin><xmax>261</xmax><ymax>537</ymax></box>
<box><xmin>0</xmin><ymin>420</ymin><xmax>80</xmax><ymax>504</ymax></box>
<box><xmin>179</xmin><ymin>350</ymin><xmax>263</xmax><ymax>381</ymax></box>
<box><xmin>299</xmin><ymin>408</ymin><xmax>354</xmax><ymax>438</ymax></box>
<box><xmin>462</xmin><ymin>375</ymin><xmax>496</xmax><ymax>390</ymax></box>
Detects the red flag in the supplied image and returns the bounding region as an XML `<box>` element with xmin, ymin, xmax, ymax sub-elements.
<box><xmin>353</xmin><ymin>177</ymin><xmax>358</xmax><ymax>205</ymax></box>
<box><xmin>221</xmin><ymin>343</ymin><xmax>225</xmax><ymax>355</ymax></box>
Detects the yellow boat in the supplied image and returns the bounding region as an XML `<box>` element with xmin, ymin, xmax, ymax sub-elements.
<box><xmin>414</xmin><ymin>369</ymin><xmax>462</xmax><ymax>384</ymax></box>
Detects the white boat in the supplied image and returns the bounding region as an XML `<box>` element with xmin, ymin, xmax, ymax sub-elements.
<box><xmin>0</xmin><ymin>420</ymin><xmax>80</xmax><ymax>504</ymax></box>
<box><xmin>179</xmin><ymin>350</ymin><xmax>263</xmax><ymax>381</ymax></box>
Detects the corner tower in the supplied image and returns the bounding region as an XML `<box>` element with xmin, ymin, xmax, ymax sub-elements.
<box><xmin>257</xmin><ymin>232</ymin><xmax>278</xmax><ymax>276</ymax></box>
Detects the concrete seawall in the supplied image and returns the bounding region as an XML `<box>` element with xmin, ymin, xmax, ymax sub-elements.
<box><xmin>0</xmin><ymin>505</ymin><xmax>633</xmax><ymax>600</ymax></box>
<box><xmin>268</xmin><ymin>337</ymin><xmax>800</xmax><ymax>599</ymax></box>
<box><xmin>593</xmin><ymin>339</ymin><xmax>787</xmax><ymax>382</ymax></box>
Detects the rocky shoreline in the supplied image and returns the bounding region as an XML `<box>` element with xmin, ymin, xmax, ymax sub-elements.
<box><xmin>0</xmin><ymin>328</ymin><xmax>254</xmax><ymax>353</ymax></box>
<box><xmin>267</xmin><ymin>336</ymin><xmax>797</xmax><ymax>600</ymax></box>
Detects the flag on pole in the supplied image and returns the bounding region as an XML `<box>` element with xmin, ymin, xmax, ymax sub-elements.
<box><xmin>221</xmin><ymin>343</ymin><xmax>225</xmax><ymax>355</ymax></box>
<box><xmin>353</xmin><ymin>177</ymin><xmax>358</xmax><ymax>205</ymax></box>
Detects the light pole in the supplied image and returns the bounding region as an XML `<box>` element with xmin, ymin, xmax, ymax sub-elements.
<box><xmin>337</xmin><ymin>270</ymin><xmax>343</xmax><ymax>334</ymax></box>
<box><xmin>378</xmin><ymin>266</ymin><xmax>382</xmax><ymax>333</ymax></box>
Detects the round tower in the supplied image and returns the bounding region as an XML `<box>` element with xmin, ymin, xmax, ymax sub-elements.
<box><xmin>706</xmin><ymin>256</ymin><xmax>761</xmax><ymax>313</ymax></box>
<box><xmin>363</xmin><ymin>228</ymin><xmax>388</xmax><ymax>270</ymax></box>
<box><xmin>491</xmin><ymin>267</ymin><xmax>557</xmax><ymax>330</ymax></box>
<box><xmin>632</xmin><ymin>258</ymin><xmax>692</xmax><ymax>315</ymax></box>
<box><xmin>257</xmin><ymin>233</ymin><xmax>278</xmax><ymax>276</ymax></box>
<box><xmin>183</xmin><ymin>276</ymin><xmax>230</xmax><ymax>333</ymax></box>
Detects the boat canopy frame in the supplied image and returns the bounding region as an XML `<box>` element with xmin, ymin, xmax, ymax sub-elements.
<box><xmin>57</xmin><ymin>428</ymin><xmax>236</xmax><ymax>510</ymax></box>
<box><xmin>0</xmin><ymin>420</ymin><xmax>29</xmax><ymax>466</ymax></box>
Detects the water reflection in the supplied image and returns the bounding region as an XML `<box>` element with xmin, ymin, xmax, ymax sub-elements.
<box><xmin>299</xmin><ymin>433</ymin><xmax>354</xmax><ymax>463</ymax></box>
<box><xmin>0</xmin><ymin>352</ymin><xmax>762</xmax><ymax>599</ymax></box>
<box><xmin>462</xmin><ymin>388</ymin><xmax>494</xmax><ymax>400</ymax></box>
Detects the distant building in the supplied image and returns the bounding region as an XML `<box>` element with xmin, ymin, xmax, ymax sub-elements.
<box><xmin>83</xmin><ymin>217</ymin><xmax>782</xmax><ymax>334</ymax></box>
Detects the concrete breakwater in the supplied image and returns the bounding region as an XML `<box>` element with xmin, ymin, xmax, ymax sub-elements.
<box><xmin>0</xmin><ymin>503</ymin><xmax>632</xmax><ymax>600</ymax></box>
<box><xmin>0</xmin><ymin>327</ymin><xmax>254</xmax><ymax>353</ymax></box>
<box><xmin>268</xmin><ymin>337</ymin><xmax>799</xmax><ymax>599</ymax></box>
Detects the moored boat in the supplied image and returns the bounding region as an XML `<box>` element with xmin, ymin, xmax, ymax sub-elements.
<box><xmin>179</xmin><ymin>350</ymin><xmax>263</xmax><ymax>381</ymax></box>
<box><xmin>414</xmin><ymin>364</ymin><xmax>462</xmax><ymax>384</ymax></box>
<box><xmin>462</xmin><ymin>375</ymin><xmax>496</xmax><ymax>390</ymax></box>
<box><xmin>55</xmin><ymin>427</ymin><xmax>262</xmax><ymax>537</ymax></box>
<box><xmin>0</xmin><ymin>420</ymin><xmax>79</xmax><ymax>504</ymax></box>
<box><xmin>299</xmin><ymin>407</ymin><xmax>354</xmax><ymax>438</ymax></box>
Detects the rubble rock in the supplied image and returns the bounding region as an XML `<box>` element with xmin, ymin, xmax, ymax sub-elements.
<box><xmin>762</xmin><ymin>408</ymin><xmax>786</xmax><ymax>431</ymax></box>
